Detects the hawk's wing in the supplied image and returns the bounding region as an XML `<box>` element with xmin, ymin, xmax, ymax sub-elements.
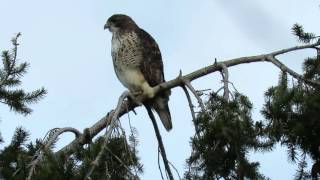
<box><xmin>135</xmin><ymin>28</ymin><xmax>172</xmax><ymax>131</ymax></box>
<box><xmin>135</xmin><ymin>28</ymin><xmax>165</xmax><ymax>87</ymax></box>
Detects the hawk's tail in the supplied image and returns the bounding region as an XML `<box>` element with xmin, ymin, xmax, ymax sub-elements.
<box><xmin>145</xmin><ymin>92</ymin><xmax>172</xmax><ymax>131</ymax></box>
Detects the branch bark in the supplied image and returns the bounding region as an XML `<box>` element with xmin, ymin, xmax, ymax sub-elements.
<box><xmin>56</xmin><ymin>41</ymin><xmax>320</xmax><ymax>158</ymax></box>
<box><xmin>146</xmin><ymin>107</ymin><xmax>174</xmax><ymax>180</ymax></box>
<box><xmin>220</xmin><ymin>63</ymin><xmax>230</xmax><ymax>101</ymax></box>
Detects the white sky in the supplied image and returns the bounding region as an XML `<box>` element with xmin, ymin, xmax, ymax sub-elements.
<box><xmin>0</xmin><ymin>0</ymin><xmax>319</xmax><ymax>179</ymax></box>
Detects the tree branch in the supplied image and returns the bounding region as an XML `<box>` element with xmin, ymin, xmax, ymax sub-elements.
<box><xmin>220</xmin><ymin>63</ymin><xmax>230</xmax><ymax>101</ymax></box>
<box><xmin>85</xmin><ymin>91</ymin><xmax>130</xmax><ymax>179</ymax></box>
<box><xmin>182</xmin><ymin>78</ymin><xmax>206</xmax><ymax>112</ymax></box>
<box><xmin>267</xmin><ymin>55</ymin><xmax>320</xmax><ymax>86</ymax></box>
<box><xmin>146</xmin><ymin>106</ymin><xmax>174</xmax><ymax>180</ymax></box>
<box><xmin>27</xmin><ymin>127</ymin><xmax>81</xmax><ymax>180</ymax></box>
<box><xmin>181</xmin><ymin>85</ymin><xmax>197</xmax><ymax>132</ymax></box>
<box><xmin>56</xmin><ymin>41</ymin><xmax>320</xmax><ymax>159</ymax></box>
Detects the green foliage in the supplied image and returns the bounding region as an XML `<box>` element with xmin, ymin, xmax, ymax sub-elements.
<box><xmin>0</xmin><ymin>33</ymin><xmax>46</xmax><ymax>115</ymax></box>
<box><xmin>0</xmin><ymin>127</ymin><xmax>32</xmax><ymax>179</ymax></box>
<box><xmin>185</xmin><ymin>93</ymin><xmax>272</xmax><ymax>180</ymax></box>
<box><xmin>292</xmin><ymin>24</ymin><xmax>317</xmax><ymax>43</ymax></box>
<box><xmin>294</xmin><ymin>155</ymin><xmax>311</xmax><ymax>180</ymax></box>
<box><xmin>303</xmin><ymin>56</ymin><xmax>320</xmax><ymax>82</ymax></box>
<box><xmin>0</xmin><ymin>128</ymin><xmax>143</xmax><ymax>180</ymax></box>
<box><xmin>262</xmin><ymin>24</ymin><xmax>320</xmax><ymax>179</ymax></box>
<box><xmin>262</xmin><ymin>73</ymin><xmax>320</xmax><ymax>161</ymax></box>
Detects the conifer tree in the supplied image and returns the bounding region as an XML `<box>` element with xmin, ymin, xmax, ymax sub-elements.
<box><xmin>0</xmin><ymin>127</ymin><xmax>143</xmax><ymax>180</ymax></box>
<box><xmin>185</xmin><ymin>93</ymin><xmax>272</xmax><ymax>180</ymax></box>
<box><xmin>2</xmin><ymin>23</ymin><xmax>320</xmax><ymax>179</ymax></box>
<box><xmin>262</xmin><ymin>24</ymin><xmax>320</xmax><ymax>179</ymax></box>
<box><xmin>184</xmin><ymin>24</ymin><xmax>320</xmax><ymax>180</ymax></box>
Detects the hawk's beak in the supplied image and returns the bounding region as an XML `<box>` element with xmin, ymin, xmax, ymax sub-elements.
<box><xmin>104</xmin><ymin>22</ymin><xmax>110</xmax><ymax>30</ymax></box>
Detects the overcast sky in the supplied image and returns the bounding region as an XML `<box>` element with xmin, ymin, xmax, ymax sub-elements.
<box><xmin>1</xmin><ymin>0</ymin><xmax>319</xmax><ymax>179</ymax></box>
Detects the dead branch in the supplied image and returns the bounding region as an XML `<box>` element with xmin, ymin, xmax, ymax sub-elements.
<box><xmin>56</xmin><ymin>41</ymin><xmax>320</xmax><ymax>161</ymax></box>
<box><xmin>85</xmin><ymin>91</ymin><xmax>130</xmax><ymax>180</ymax></box>
<box><xmin>181</xmin><ymin>86</ymin><xmax>197</xmax><ymax>131</ymax></box>
<box><xmin>181</xmin><ymin>78</ymin><xmax>206</xmax><ymax>112</ymax></box>
<box><xmin>267</xmin><ymin>55</ymin><xmax>319</xmax><ymax>86</ymax></box>
<box><xmin>220</xmin><ymin>63</ymin><xmax>230</xmax><ymax>101</ymax></box>
<box><xmin>146</xmin><ymin>106</ymin><xmax>174</xmax><ymax>180</ymax></box>
<box><xmin>27</xmin><ymin>127</ymin><xmax>81</xmax><ymax>180</ymax></box>
<box><xmin>158</xmin><ymin>149</ymin><xmax>165</xmax><ymax>180</ymax></box>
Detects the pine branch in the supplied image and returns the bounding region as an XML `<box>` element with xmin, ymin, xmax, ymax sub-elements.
<box><xmin>292</xmin><ymin>24</ymin><xmax>317</xmax><ymax>43</ymax></box>
<box><xmin>0</xmin><ymin>33</ymin><xmax>47</xmax><ymax>115</ymax></box>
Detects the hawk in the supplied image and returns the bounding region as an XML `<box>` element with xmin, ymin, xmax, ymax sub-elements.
<box><xmin>104</xmin><ymin>14</ymin><xmax>172</xmax><ymax>131</ymax></box>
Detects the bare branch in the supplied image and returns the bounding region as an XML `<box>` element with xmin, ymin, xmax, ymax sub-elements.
<box><xmin>105</xmin><ymin>91</ymin><xmax>130</xmax><ymax>142</ymax></box>
<box><xmin>158</xmin><ymin>148</ymin><xmax>165</xmax><ymax>180</ymax></box>
<box><xmin>27</xmin><ymin>127</ymin><xmax>81</xmax><ymax>180</ymax></box>
<box><xmin>56</xmin><ymin>41</ymin><xmax>320</xmax><ymax>158</ymax></box>
<box><xmin>220</xmin><ymin>63</ymin><xmax>230</xmax><ymax>101</ymax></box>
<box><xmin>168</xmin><ymin>161</ymin><xmax>182</xmax><ymax>180</ymax></box>
<box><xmin>181</xmin><ymin>85</ymin><xmax>198</xmax><ymax>133</ymax></box>
<box><xmin>267</xmin><ymin>55</ymin><xmax>320</xmax><ymax>86</ymax></box>
<box><xmin>182</xmin><ymin>78</ymin><xmax>206</xmax><ymax>112</ymax></box>
<box><xmin>146</xmin><ymin>107</ymin><xmax>174</xmax><ymax>180</ymax></box>
<box><xmin>85</xmin><ymin>91</ymin><xmax>130</xmax><ymax>179</ymax></box>
<box><xmin>271</xmin><ymin>41</ymin><xmax>320</xmax><ymax>56</ymax></box>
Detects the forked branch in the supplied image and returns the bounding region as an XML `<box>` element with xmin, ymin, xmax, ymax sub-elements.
<box><xmin>56</xmin><ymin>40</ymin><xmax>320</xmax><ymax>161</ymax></box>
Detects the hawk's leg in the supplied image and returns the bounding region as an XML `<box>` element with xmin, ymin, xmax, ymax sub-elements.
<box><xmin>128</xmin><ymin>81</ymin><xmax>155</xmax><ymax>105</ymax></box>
<box><xmin>141</xmin><ymin>81</ymin><xmax>155</xmax><ymax>98</ymax></box>
<box><xmin>128</xmin><ymin>90</ymin><xmax>144</xmax><ymax>105</ymax></box>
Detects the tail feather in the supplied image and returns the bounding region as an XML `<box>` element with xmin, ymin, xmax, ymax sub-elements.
<box><xmin>151</xmin><ymin>96</ymin><xmax>172</xmax><ymax>131</ymax></box>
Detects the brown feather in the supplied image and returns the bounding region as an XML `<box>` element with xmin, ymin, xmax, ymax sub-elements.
<box><xmin>107</xmin><ymin>14</ymin><xmax>172</xmax><ymax>131</ymax></box>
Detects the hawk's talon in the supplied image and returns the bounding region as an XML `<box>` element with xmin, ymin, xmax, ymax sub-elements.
<box><xmin>128</xmin><ymin>92</ymin><xmax>143</xmax><ymax>106</ymax></box>
<box><xmin>131</xmin><ymin>90</ymin><xmax>143</xmax><ymax>96</ymax></box>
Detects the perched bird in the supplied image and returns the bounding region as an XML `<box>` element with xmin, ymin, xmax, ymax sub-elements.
<box><xmin>104</xmin><ymin>14</ymin><xmax>172</xmax><ymax>131</ymax></box>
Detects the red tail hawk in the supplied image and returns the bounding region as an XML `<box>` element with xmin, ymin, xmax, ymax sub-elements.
<box><xmin>104</xmin><ymin>14</ymin><xmax>172</xmax><ymax>131</ymax></box>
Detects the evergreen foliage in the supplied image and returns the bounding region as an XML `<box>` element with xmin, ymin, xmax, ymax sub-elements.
<box><xmin>292</xmin><ymin>24</ymin><xmax>317</xmax><ymax>43</ymax></box>
<box><xmin>0</xmin><ymin>33</ymin><xmax>46</xmax><ymax>115</ymax></box>
<box><xmin>184</xmin><ymin>24</ymin><xmax>320</xmax><ymax>179</ymax></box>
<box><xmin>0</xmin><ymin>128</ymin><xmax>143</xmax><ymax>180</ymax></box>
<box><xmin>185</xmin><ymin>93</ymin><xmax>272</xmax><ymax>180</ymax></box>
<box><xmin>1</xmin><ymin>24</ymin><xmax>320</xmax><ymax>179</ymax></box>
<box><xmin>261</xmin><ymin>26</ymin><xmax>320</xmax><ymax>179</ymax></box>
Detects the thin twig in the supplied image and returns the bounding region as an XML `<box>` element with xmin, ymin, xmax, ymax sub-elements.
<box><xmin>127</xmin><ymin>113</ymin><xmax>139</xmax><ymax>176</ymax></box>
<box><xmin>228</xmin><ymin>81</ymin><xmax>240</xmax><ymax>94</ymax></box>
<box><xmin>182</xmin><ymin>79</ymin><xmax>206</xmax><ymax>112</ymax></box>
<box><xmin>85</xmin><ymin>91</ymin><xmax>130</xmax><ymax>179</ymax></box>
<box><xmin>158</xmin><ymin>148</ymin><xmax>165</xmax><ymax>180</ymax></box>
<box><xmin>146</xmin><ymin>107</ymin><xmax>174</xmax><ymax>180</ymax></box>
<box><xmin>104</xmin><ymin>91</ymin><xmax>130</xmax><ymax>144</ymax></box>
<box><xmin>168</xmin><ymin>161</ymin><xmax>182</xmax><ymax>180</ymax></box>
<box><xmin>181</xmin><ymin>85</ymin><xmax>198</xmax><ymax>134</ymax></box>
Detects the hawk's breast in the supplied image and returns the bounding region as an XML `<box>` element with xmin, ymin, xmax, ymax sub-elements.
<box><xmin>111</xmin><ymin>31</ymin><xmax>145</xmax><ymax>91</ymax></box>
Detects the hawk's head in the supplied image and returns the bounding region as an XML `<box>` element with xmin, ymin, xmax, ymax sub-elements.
<box><xmin>104</xmin><ymin>14</ymin><xmax>137</xmax><ymax>33</ymax></box>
